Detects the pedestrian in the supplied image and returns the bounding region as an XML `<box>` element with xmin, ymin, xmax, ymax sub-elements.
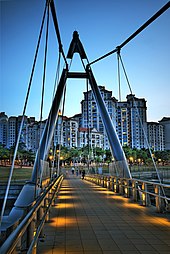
<box><xmin>82</xmin><ymin>169</ymin><xmax>85</xmax><ymax>179</ymax></box>
<box><xmin>76</xmin><ymin>169</ymin><xmax>78</xmax><ymax>176</ymax></box>
<box><xmin>72</xmin><ymin>167</ymin><xmax>75</xmax><ymax>174</ymax></box>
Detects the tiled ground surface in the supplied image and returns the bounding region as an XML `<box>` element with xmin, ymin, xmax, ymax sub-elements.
<box><xmin>37</xmin><ymin>175</ymin><xmax>170</xmax><ymax>254</ymax></box>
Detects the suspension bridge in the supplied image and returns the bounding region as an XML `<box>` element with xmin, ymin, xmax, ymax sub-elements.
<box><xmin>0</xmin><ymin>1</ymin><xmax>170</xmax><ymax>253</ymax></box>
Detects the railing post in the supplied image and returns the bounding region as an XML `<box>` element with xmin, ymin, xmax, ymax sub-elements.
<box><xmin>27</xmin><ymin>215</ymin><xmax>36</xmax><ymax>254</ymax></box>
<box><xmin>37</xmin><ymin>203</ymin><xmax>44</xmax><ymax>241</ymax></box>
<box><xmin>124</xmin><ymin>179</ymin><xmax>130</xmax><ymax>198</ymax></box>
<box><xmin>44</xmin><ymin>197</ymin><xmax>50</xmax><ymax>222</ymax></box>
<box><xmin>155</xmin><ymin>185</ymin><xmax>165</xmax><ymax>213</ymax></box>
<box><xmin>98</xmin><ymin>176</ymin><xmax>100</xmax><ymax>186</ymax></box>
<box><xmin>132</xmin><ymin>180</ymin><xmax>137</xmax><ymax>202</ymax></box>
<box><xmin>113</xmin><ymin>177</ymin><xmax>119</xmax><ymax>193</ymax></box>
<box><xmin>52</xmin><ymin>186</ymin><xmax>57</xmax><ymax>206</ymax></box>
<box><xmin>107</xmin><ymin>177</ymin><xmax>110</xmax><ymax>189</ymax></box>
<box><xmin>141</xmin><ymin>182</ymin><xmax>149</xmax><ymax>206</ymax></box>
<box><xmin>119</xmin><ymin>179</ymin><xmax>124</xmax><ymax>195</ymax></box>
<box><xmin>102</xmin><ymin>176</ymin><xmax>104</xmax><ymax>187</ymax></box>
<box><xmin>103</xmin><ymin>176</ymin><xmax>106</xmax><ymax>187</ymax></box>
<box><xmin>97</xmin><ymin>176</ymin><xmax>99</xmax><ymax>185</ymax></box>
<box><xmin>110</xmin><ymin>177</ymin><xmax>114</xmax><ymax>191</ymax></box>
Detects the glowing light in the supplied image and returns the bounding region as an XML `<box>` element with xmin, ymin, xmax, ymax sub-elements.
<box><xmin>58</xmin><ymin>195</ymin><xmax>78</xmax><ymax>199</ymax></box>
<box><xmin>142</xmin><ymin>215</ymin><xmax>170</xmax><ymax>226</ymax></box>
<box><xmin>124</xmin><ymin>187</ymin><xmax>128</xmax><ymax>195</ymax></box>
<box><xmin>129</xmin><ymin>156</ymin><xmax>134</xmax><ymax>162</ymax></box>
<box><xmin>49</xmin><ymin>155</ymin><xmax>53</xmax><ymax>160</ymax></box>
<box><xmin>142</xmin><ymin>193</ymin><xmax>146</xmax><ymax>201</ymax></box>
<box><xmin>123</xmin><ymin>203</ymin><xmax>145</xmax><ymax>209</ymax></box>
<box><xmin>57</xmin><ymin>203</ymin><xmax>75</xmax><ymax>209</ymax></box>
<box><xmin>49</xmin><ymin>216</ymin><xmax>84</xmax><ymax>228</ymax></box>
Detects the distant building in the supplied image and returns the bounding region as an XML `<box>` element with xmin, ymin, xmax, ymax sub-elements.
<box><xmin>78</xmin><ymin>127</ymin><xmax>104</xmax><ymax>148</ymax></box>
<box><xmin>1</xmin><ymin>91</ymin><xmax>168</xmax><ymax>153</ymax></box>
<box><xmin>116</xmin><ymin>102</ymin><xmax>129</xmax><ymax>147</ymax></box>
<box><xmin>72</xmin><ymin>113</ymin><xmax>82</xmax><ymax>127</ymax></box>
<box><xmin>81</xmin><ymin>86</ymin><xmax>117</xmax><ymax>149</ymax></box>
<box><xmin>147</xmin><ymin>122</ymin><xmax>165</xmax><ymax>151</ymax></box>
<box><xmin>159</xmin><ymin>117</ymin><xmax>170</xmax><ymax>150</ymax></box>
<box><xmin>125</xmin><ymin>94</ymin><xmax>147</xmax><ymax>149</ymax></box>
<box><xmin>7</xmin><ymin>116</ymin><xmax>17</xmax><ymax>148</ymax></box>
<box><xmin>54</xmin><ymin>116</ymin><xmax>78</xmax><ymax>148</ymax></box>
<box><xmin>0</xmin><ymin>112</ymin><xmax>8</xmax><ymax>147</ymax></box>
<box><xmin>26</xmin><ymin>119</ymin><xmax>46</xmax><ymax>153</ymax></box>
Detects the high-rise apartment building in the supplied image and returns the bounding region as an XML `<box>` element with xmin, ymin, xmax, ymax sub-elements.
<box><xmin>81</xmin><ymin>86</ymin><xmax>117</xmax><ymax>149</ymax></box>
<box><xmin>117</xmin><ymin>95</ymin><xmax>148</xmax><ymax>149</ymax></box>
<box><xmin>26</xmin><ymin>119</ymin><xmax>46</xmax><ymax>153</ymax></box>
<box><xmin>0</xmin><ymin>112</ymin><xmax>8</xmax><ymax>146</ymax></box>
<box><xmin>116</xmin><ymin>102</ymin><xmax>129</xmax><ymax>147</ymax></box>
<box><xmin>7</xmin><ymin>116</ymin><xmax>17</xmax><ymax>148</ymax></box>
<box><xmin>0</xmin><ymin>88</ymin><xmax>167</xmax><ymax>153</ymax></box>
<box><xmin>147</xmin><ymin>122</ymin><xmax>164</xmax><ymax>151</ymax></box>
<box><xmin>81</xmin><ymin>88</ymin><xmax>148</xmax><ymax>150</ymax></box>
<box><xmin>78</xmin><ymin>127</ymin><xmax>104</xmax><ymax>148</ymax></box>
<box><xmin>159</xmin><ymin>117</ymin><xmax>170</xmax><ymax>150</ymax></box>
<box><xmin>53</xmin><ymin>116</ymin><xmax>78</xmax><ymax>148</ymax></box>
<box><xmin>122</xmin><ymin>94</ymin><xmax>147</xmax><ymax>149</ymax></box>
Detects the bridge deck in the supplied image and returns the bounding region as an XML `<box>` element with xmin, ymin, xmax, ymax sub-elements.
<box><xmin>37</xmin><ymin>175</ymin><xmax>170</xmax><ymax>254</ymax></box>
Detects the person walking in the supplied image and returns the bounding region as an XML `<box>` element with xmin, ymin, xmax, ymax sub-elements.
<box><xmin>82</xmin><ymin>169</ymin><xmax>85</xmax><ymax>179</ymax></box>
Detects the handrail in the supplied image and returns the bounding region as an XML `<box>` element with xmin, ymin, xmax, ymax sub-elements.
<box><xmin>0</xmin><ymin>175</ymin><xmax>64</xmax><ymax>254</ymax></box>
<box><xmin>85</xmin><ymin>174</ymin><xmax>170</xmax><ymax>212</ymax></box>
<box><xmin>133</xmin><ymin>178</ymin><xmax>170</xmax><ymax>188</ymax></box>
<box><xmin>27</xmin><ymin>174</ymin><xmax>63</xmax><ymax>254</ymax></box>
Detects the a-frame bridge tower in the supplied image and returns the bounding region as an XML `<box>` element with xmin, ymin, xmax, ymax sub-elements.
<box><xmin>32</xmin><ymin>30</ymin><xmax>131</xmax><ymax>185</ymax></box>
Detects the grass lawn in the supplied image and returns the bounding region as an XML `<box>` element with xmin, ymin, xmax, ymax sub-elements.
<box><xmin>0</xmin><ymin>166</ymin><xmax>33</xmax><ymax>182</ymax></box>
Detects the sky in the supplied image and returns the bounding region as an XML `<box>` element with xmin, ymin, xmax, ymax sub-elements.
<box><xmin>0</xmin><ymin>0</ymin><xmax>170</xmax><ymax>122</ymax></box>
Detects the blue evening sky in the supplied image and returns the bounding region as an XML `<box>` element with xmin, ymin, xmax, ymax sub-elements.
<box><xmin>0</xmin><ymin>0</ymin><xmax>170</xmax><ymax>122</ymax></box>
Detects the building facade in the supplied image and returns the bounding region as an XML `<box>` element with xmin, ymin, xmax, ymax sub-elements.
<box><xmin>125</xmin><ymin>94</ymin><xmax>147</xmax><ymax>149</ymax></box>
<box><xmin>0</xmin><ymin>112</ymin><xmax>8</xmax><ymax>147</ymax></box>
<box><xmin>159</xmin><ymin>117</ymin><xmax>170</xmax><ymax>150</ymax></box>
<box><xmin>81</xmin><ymin>86</ymin><xmax>117</xmax><ymax>149</ymax></box>
<box><xmin>53</xmin><ymin>116</ymin><xmax>79</xmax><ymax>148</ymax></box>
<box><xmin>0</xmin><ymin>87</ymin><xmax>167</xmax><ymax>152</ymax></box>
<box><xmin>147</xmin><ymin>122</ymin><xmax>165</xmax><ymax>151</ymax></box>
<box><xmin>78</xmin><ymin>127</ymin><xmax>104</xmax><ymax>148</ymax></box>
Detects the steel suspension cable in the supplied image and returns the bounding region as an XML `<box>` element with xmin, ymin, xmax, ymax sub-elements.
<box><xmin>40</xmin><ymin>4</ymin><xmax>50</xmax><ymax>124</ymax></box>
<box><xmin>0</xmin><ymin>2</ymin><xmax>48</xmax><ymax>226</ymax></box>
<box><xmin>37</xmin><ymin>3</ymin><xmax>50</xmax><ymax>190</ymax></box>
<box><xmin>57</xmin><ymin>85</ymin><xmax>67</xmax><ymax>176</ymax></box>
<box><xmin>51</xmin><ymin>51</ymin><xmax>70</xmax><ymax>177</ymax></box>
<box><xmin>86</xmin><ymin>78</ymin><xmax>91</xmax><ymax>173</ymax></box>
<box><xmin>50</xmin><ymin>0</ymin><xmax>68</xmax><ymax>66</ymax></box>
<box><xmin>117</xmin><ymin>51</ymin><xmax>121</xmax><ymax>102</ymax></box>
<box><xmin>88</xmin><ymin>1</ymin><xmax>170</xmax><ymax>66</ymax></box>
<box><xmin>52</xmin><ymin>51</ymin><xmax>61</xmax><ymax>175</ymax></box>
<box><xmin>56</xmin><ymin>59</ymin><xmax>75</xmax><ymax>175</ymax></box>
<box><xmin>52</xmin><ymin>52</ymin><xmax>61</xmax><ymax>99</ymax></box>
<box><xmin>40</xmin><ymin>52</ymin><xmax>63</xmax><ymax>184</ymax></box>
<box><xmin>119</xmin><ymin>53</ymin><xmax>168</xmax><ymax>206</ymax></box>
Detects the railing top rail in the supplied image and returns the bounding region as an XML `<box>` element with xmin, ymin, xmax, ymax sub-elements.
<box><xmin>87</xmin><ymin>174</ymin><xmax>170</xmax><ymax>188</ymax></box>
<box><xmin>0</xmin><ymin>175</ymin><xmax>64</xmax><ymax>254</ymax></box>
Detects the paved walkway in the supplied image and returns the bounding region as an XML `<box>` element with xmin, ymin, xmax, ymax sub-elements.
<box><xmin>37</xmin><ymin>175</ymin><xmax>170</xmax><ymax>254</ymax></box>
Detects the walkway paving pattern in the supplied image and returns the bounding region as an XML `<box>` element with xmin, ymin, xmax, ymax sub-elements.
<box><xmin>37</xmin><ymin>175</ymin><xmax>170</xmax><ymax>254</ymax></box>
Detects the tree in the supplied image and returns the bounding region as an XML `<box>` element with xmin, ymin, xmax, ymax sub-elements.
<box><xmin>0</xmin><ymin>144</ymin><xmax>10</xmax><ymax>166</ymax></box>
<box><xmin>155</xmin><ymin>150</ymin><xmax>170</xmax><ymax>165</ymax></box>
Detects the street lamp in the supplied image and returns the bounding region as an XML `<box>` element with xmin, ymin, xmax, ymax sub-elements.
<box><xmin>129</xmin><ymin>156</ymin><xmax>134</xmax><ymax>163</ymax></box>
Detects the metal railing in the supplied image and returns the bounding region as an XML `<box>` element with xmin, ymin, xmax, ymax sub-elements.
<box><xmin>85</xmin><ymin>175</ymin><xmax>170</xmax><ymax>213</ymax></box>
<box><xmin>0</xmin><ymin>174</ymin><xmax>64</xmax><ymax>254</ymax></box>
